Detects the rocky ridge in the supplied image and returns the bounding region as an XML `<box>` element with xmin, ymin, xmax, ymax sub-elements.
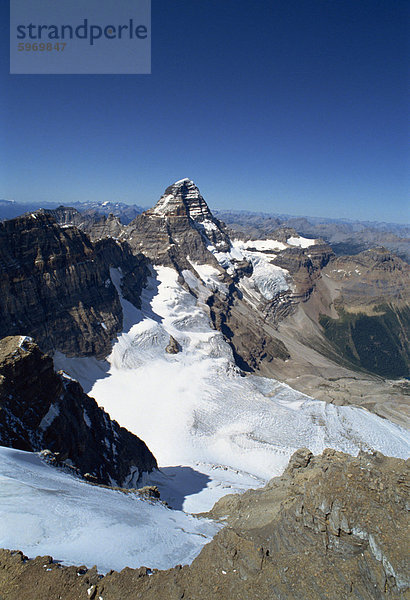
<box><xmin>0</xmin><ymin>212</ymin><xmax>148</xmax><ymax>358</ymax></box>
<box><xmin>0</xmin><ymin>449</ymin><xmax>408</xmax><ymax>599</ymax></box>
<box><xmin>0</xmin><ymin>335</ymin><xmax>157</xmax><ymax>486</ymax></box>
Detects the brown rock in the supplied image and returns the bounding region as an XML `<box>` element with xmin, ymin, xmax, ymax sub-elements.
<box><xmin>0</xmin><ymin>450</ymin><xmax>408</xmax><ymax>599</ymax></box>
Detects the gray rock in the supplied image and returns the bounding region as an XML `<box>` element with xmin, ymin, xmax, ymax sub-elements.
<box><xmin>165</xmin><ymin>336</ymin><xmax>180</xmax><ymax>354</ymax></box>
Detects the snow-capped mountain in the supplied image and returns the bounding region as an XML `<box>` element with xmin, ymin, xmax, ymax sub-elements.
<box><xmin>0</xmin><ymin>178</ymin><xmax>408</xmax><ymax>581</ymax></box>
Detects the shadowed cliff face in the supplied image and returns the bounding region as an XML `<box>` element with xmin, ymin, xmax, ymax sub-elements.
<box><xmin>0</xmin><ymin>336</ymin><xmax>157</xmax><ymax>486</ymax></box>
<box><xmin>0</xmin><ymin>449</ymin><xmax>408</xmax><ymax>599</ymax></box>
<box><xmin>0</xmin><ymin>213</ymin><xmax>148</xmax><ymax>358</ymax></box>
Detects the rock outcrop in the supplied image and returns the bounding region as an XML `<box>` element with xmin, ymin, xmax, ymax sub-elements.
<box><xmin>0</xmin><ymin>336</ymin><xmax>157</xmax><ymax>486</ymax></box>
<box><xmin>0</xmin><ymin>449</ymin><xmax>408</xmax><ymax>599</ymax></box>
<box><xmin>0</xmin><ymin>213</ymin><xmax>148</xmax><ymax>358</ymax></box>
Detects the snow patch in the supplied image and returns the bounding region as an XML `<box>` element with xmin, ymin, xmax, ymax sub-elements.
<box><xmin>39</xmin><ymin>404</ymin><xmax>60</xmax><ymax>431</ymax></box>
<box><xmin>188</xmin><ymin>262</ymin><xmax>229</xmax><ymax>295</ymax></box>
<box><xmin>83</xmin><ymin>410</ymin><xmax>91</xmax><ymax>428</ymax></box>
<box><xmin>287</xmin><ymin>235</ymin><xmax>316</xmax><ymax>248</ymax></box>
<box><xmin>0</xmin><ymin>446</ymin><xmax>219</xmax><ymax>573</ymax></box>
<box><xmin>242</xmin><ymin>239</ymin><xmax>286</xmax><ymax>252</ymax></box>
<box><xmin>18</xmin><ymin>336</ymin><xmax>33</xmax><ymax>349</ymax></box>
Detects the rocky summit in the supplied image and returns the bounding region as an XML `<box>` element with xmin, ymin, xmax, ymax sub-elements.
<box><xmin>0</xmin><ymin>336</ymin><xmax>157</xmax><ymax>486</ymax></box>
<box><xmin>123</xmin><ymin>178</ymin><xmax>231</xmax><ymax>268</ymax></box>
<box><xmin>0</xmin><ymin>449</ymin><xmax>408</xmax><ymax>599</ymax></box>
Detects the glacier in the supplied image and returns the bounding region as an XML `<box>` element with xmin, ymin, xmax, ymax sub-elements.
<box><xmin>3</xmin><ymin>261</ymin><xmax>408</xmax><ymax>573</ymax></box>
<box><xmin>0</xmin><ymin>446</ymin><xmax>219</xmax><ymax>573</ymax></box>
<box><xmin>56</xmin><ymin>265</ymin><xmax>410</xmax><ymax>512</ymax></box>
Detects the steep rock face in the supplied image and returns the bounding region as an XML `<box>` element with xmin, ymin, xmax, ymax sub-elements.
<box><xmin>93</xmin><ymin>237</ymin><xmax>150</xmax><ymax>310</ymax></box>
<box><xmin>87</xmin><ymin>213</ymin><xmax>124</xmax><ymax>240</ymax></box>
<box><xmin>1</xmin><ymin>449</ymin><xmax>408</xmax><ymax>599</ymax></box>
<box><xmin>322</xmin><ymin>247</ymin><xmax>409</xmax><ymax>308</ymax></box>
<box><xmin>0</xmin><ymin>336</ymin><xmax>157</xmax><ymax>486</ymax></box>
<box><xmin>0</xmin><ymin>213</ymin><xmax>148</xmax><ymax>357</ymax></box>
<box><xmin>124</xmin><ymin>179</ymin><xmax>230</xmax><ymax>268</ymax></box>
<box><xmin>41</xmin><ymin>206</ymin><xmax>88</xmax><ymax>229</ymax></box>
<box><xmin>41</xmin><ymin>206</ymin><xmax>125</xmax><ymax>244</ymax></box>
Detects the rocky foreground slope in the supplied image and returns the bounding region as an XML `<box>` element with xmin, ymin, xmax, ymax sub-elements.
<box><xmin>0</xmin><ymin>449</ymin><xmax>408</xmax><ymax>599</ymax></box>
<box><xmin>0</xmin><ymin>336</ymin><xmax>156</xmax><ymax>486</ymax></box>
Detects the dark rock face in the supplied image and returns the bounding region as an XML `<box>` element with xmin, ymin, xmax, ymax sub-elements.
<box><xmin>0</xmin><ymin>213</ymin><xmax>148</xmax><ymax>358</ymax></box>
<box><xmin>1</xmin><ymin>449</ymin><xmax>408</xmax><ymax>599</ymax></box>
<box><xmin>42</xmin><ymin>206</ymin><xmax>124</xmax><ymax>241</ymax></box>
<box><xmin>0</xmin><ymin>336</ymin><xmax>157</xmax><ymax>486</ymax></box>
<box><xmin>93</xmin><ymin>237</ymin><xmax>150</xmax><ymax>310</ymax></box>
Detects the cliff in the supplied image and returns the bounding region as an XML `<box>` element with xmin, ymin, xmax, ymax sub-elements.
<box><xmin>0</xmin><ymin>213</ymin><xmax>148</xmax><ymax>358</ymax></box>
<box><xmin>0</xmin><ymin>336</ymin><xmax>157</xmax><ymax>486</ymax></box>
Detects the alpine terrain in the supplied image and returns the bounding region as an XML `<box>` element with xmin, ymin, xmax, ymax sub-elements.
<box><xmin>0</xmin><ymin>179</ymin><xmax>408</xmax><ymax>599</ymax></box>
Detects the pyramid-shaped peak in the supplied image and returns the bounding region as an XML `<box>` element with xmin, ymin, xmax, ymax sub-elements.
<box><xmin>152</xmin><ymin>179</ymin><xmax>213</xmax><ymax>222</ymax></box>
<box><xmin>164</xmin><ymin>178</ymin><xmax>201</xmax><ymax>199</ymax></box>
<box><xmin>173</xmin><ymin>177</ymin><xmax>194</xmax><ymax>186</ymax></box>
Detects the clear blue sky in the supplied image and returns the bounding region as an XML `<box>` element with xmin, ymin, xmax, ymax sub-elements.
<box><xmin>0</xmin><ymin>0</ymin><xmax>409</xmax><ymax>222</ymax></box>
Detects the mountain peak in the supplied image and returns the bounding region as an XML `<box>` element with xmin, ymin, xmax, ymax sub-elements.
<box><xmin>173</xmin><ymin>177</ymin><xmax>194</xmax><ymax>186</ymax></box>
<box><xmin>152</xmin><ymin>179</ymin><xmax>213</xmax><ymax>223</ymax></box>
<box><xmin>126</xmin><ymin>180</ymin><xmax>231</xmax><ymax>264</ymax></box>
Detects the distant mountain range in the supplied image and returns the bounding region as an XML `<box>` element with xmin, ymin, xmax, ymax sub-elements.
<box><xmin>2</xmin><ymin>198</ymin><xmax>408</xmax><ymax>261</ymax></box>
<box><xmin>0</xmin><ymin>198</ymin><xmax>144</xmax><ymax>224</ymax></box>
<box><xmin>214</xmin><ymin>209</ymin><xmax>410</xmax><ymax>263</ymax></box>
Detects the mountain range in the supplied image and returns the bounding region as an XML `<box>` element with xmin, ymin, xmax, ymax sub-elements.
<box><xmin>0</xmin><ymin>179</ymin><xmax>408</xmax><ymax>599</ymax></box>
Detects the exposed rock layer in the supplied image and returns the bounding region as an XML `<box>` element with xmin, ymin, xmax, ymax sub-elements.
<box><xmin>0</xmin><ymin>213</ymin><xmax>148</xmax><ymax>358</ymax></box>
<box><xmin>0</xmin><ymin>336</ymin><xmax>157</xmax><ymax>486</ymax></box>
<box><xmin>124</xmin><ymin>179</ymin><xmax>231</xmax><ymax>268</ymax></box>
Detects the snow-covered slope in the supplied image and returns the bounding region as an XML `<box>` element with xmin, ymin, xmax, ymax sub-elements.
<box><xmin>55</xmin><ymin>266</ymin><xmax>410</xmax><ymax>516</ymax></box>
<box><xmin>0</xmin><ymin>446</ymin><xmax>219</xmax><ymax>573</ymax></box>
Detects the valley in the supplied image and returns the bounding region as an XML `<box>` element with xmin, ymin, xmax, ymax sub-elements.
<box><xmin>0</xmin><ymin>178</ymin><xmax>408</xmax><ymax>598</ymax></box>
